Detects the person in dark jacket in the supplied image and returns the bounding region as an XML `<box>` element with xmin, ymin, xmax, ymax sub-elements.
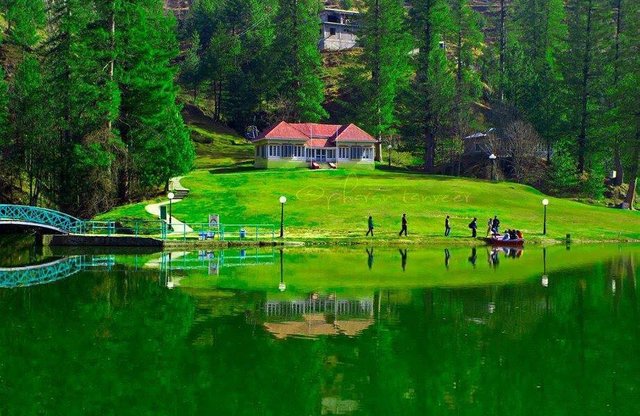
<box><xmin>469</xmin><ymin>217</ymin><xmax>478</xmax><ymax>238</ymax></box>
<box><xmin>492</xmin><ymin>216</ymin><xmax>501</xmax><ymax>234</ymax></box>
<box><xmin>399</xmin><ymin>214</ymin><xmax>408</xmax><ymax>236</ymax></box>
<box><xmin>366</xmin><ymin>215</ymin><xmax>374</xmax><ymax>236</ymax></box>
<box><xmin>445</xmin><ymin>216</ymin><xmax>451</xmax><ymax>236</ymax></box>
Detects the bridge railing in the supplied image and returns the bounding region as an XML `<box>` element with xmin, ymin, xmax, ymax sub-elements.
<box><xmin>0</xmin><ymin>204</ymin><xmax>84</xmax><ymax>234</ymax></box>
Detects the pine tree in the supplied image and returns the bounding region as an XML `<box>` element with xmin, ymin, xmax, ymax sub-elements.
<box><xmin>0</xmin><ymin>67</ymin><xmax>8</xmax><ymax>147</ymax></box>
<box><xmin>9</xmin><ymin>55</ymin><xmax>53</xmax><ymax>205</ymax></box>
<box><xmin>564</xmin><ymin>0</ymin><xmax>612</xmax><ymax>173</ymax></box>
<box><xmin>225</xmin><ymin>0</ymin><xmax>279</xmax><ymax>129</ymax></box>
<box><xmin>44</xmin><ymin>0</ymin><xmax>118</xmax><ymax>215</ymax></box>
<box><xmin>180</xmin><ymin>31</ymin><xmax>203</xmax><ymax>103</ymax></box>
<box><xmin>408</xmin><ymin>0</ymin><xmax>456</xmax><ymax>172</ymax></box>
<box><xmin>619</xmin><ymin>0</ymin><xmax>640</xmax><ymax>208</ymax></box>
<box><xmin>274</xmin><ymin>0</ymin><xmax>327</xmax><ymax>121</ymax></box>
<box><xmin>449</xmin><ymin>0</ymin><xmax>483</xmax><ymax>141</ymax></box>
<box><xmin>4</xmin><ymin>0</ymin><xmax>46</xmax><ymax>47</ymax></box>
<box><xmin>115</xmin><ymin>0</ymin><xmax>193</xmax><ymax>197</ymax></box>
<box><xmin>359</xmin><ymin>0</ymin><xmax>412</xmax><ymax>139</ymax></box>
<box><xmin>509</xmin><ymin>0</ymin><xmax>567</xmax><ymax>160</ymax></box>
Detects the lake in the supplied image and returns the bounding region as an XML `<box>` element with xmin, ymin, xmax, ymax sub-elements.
<box><xmin>0</xmin><ymin>240</ymin><xmax>639</xmax><ymax>415</ymax></box>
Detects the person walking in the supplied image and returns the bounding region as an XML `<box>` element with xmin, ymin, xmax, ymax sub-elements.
<box><xmin>469</xmin><ymin>217</ymin><xmax>478</xmax><ymax>238</ymax></box>
<box><xmin>492</xmin><ymin>216</ymin><xmax>501</xmax><ymax>235</ymax></box>
<box><xmin>445</xmin><ymin>215</ymin><xmax>451</xmax><ymax>236</ymax></box>
<box><xmin>486</xmin><ymin>218</ymin><xmax>493</xmax><ymax>237</ymax></box>
<box><xmin>366</xmin><ymin>215</ymin><xmax>374</xmax><ymax>237</ymax></box>
<box><xmin>399</xmin><ymin>214</ymin><xmax>408</xmax><ymax>237</ymax></box>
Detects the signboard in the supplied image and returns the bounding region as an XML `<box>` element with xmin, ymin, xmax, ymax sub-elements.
<box><xmin>209</xmin><ymin>214</ymin><xmax>220</xmax><ymax>228</ymax></box>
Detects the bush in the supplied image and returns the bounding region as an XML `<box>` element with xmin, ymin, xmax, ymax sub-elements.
<box><xmin>191</xmin><ymin>131</ymin><xmax>213</xmax><ymax>144</ymax></box>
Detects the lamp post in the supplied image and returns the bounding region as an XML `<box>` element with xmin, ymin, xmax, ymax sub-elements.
<box><xmin>167</xmin><ymin>191</ymin><xmax>175</xmax><ymax>227</ymax></box>
<box><xmin>542</xmin><ymin>198</ymin><xmax>549</xmax><ymax>235</ymax></box>
<box><xmin>489</xmin><ymin>153</ymin><xmax>497</xmax><ymax>181</ymax></box>
<box><xmin>279</xmin><ymin>195</ymin><xmax>287</xmax><ymax>238</ymax></box>
<box><xmin>387</xmin><ymin>144</ymin><xmax>392</xmax><ymax>167</ymax></box>
<box><xmin>278</xmin><ymin>248</ymin><xmax>286</xmax><ymax>292</ymax></box>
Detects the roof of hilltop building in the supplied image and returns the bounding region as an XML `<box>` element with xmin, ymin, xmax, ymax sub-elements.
<box><xmin>255</xmin><ymin>121</ymin><xmax>378</xmax><ymax>145</ymax></box>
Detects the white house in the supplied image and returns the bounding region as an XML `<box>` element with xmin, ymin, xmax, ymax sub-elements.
<box><xmin>319</xmin><ymin>8</ymin><xmax>359</xmax><ymax>51</ymax></box>
<box><xmin>252</xmin><ymin>121</ymin><xmax>378</xmax><ymax>169</ymax></box>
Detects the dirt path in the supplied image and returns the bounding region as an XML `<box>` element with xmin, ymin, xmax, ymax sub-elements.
<box><xmin>145</xmin><ymin>177</ymin><xmax>193</xmax><ymax>234</ymax></box>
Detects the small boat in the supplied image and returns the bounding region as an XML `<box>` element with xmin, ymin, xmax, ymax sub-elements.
<box><xmin>486</xmin><ymin>236</ymin><xmax>525</xmax><ymax>246</ymax></box>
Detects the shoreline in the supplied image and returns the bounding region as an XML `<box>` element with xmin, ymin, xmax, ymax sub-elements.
<box><xmin>36</xmin><ymin>232</ymin><xmax>640</xmax><ymax>249</ymax></box>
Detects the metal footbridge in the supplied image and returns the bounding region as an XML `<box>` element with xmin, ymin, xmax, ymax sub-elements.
<box><xmin>0</xmin><ymin>204</ymin><xmax>84</xmax><ymax>234</ymax></box>
<box><xmin>0</xmin><ymin>204</ymin><xmax>276</xmax><ymax>241</ymax></box>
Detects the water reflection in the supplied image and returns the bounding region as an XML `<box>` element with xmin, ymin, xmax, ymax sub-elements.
<box><xmin>0</xmin><ymin>245</ymin><xmax>638</xmax><ymax>414</ymax></box>
<box><xmin>366</xmin><ymin>248</ymin><xmax>374</xmax><ymax>270</ymax></box>
<box><xmin>468</xmin><ymin>247</ymin><xmax>477</xmax><ymax>268</ymax></box>
<box><xmin>399</xmin><ymin>248</ymin><xmax>408</xmax><ymax>272</ymax></box>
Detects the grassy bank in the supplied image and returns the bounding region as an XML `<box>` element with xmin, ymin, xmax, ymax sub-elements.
<box><xmin>100</xmin><ymin>167</ymin><xmax>640</xmax><ymax>244</ymax></box>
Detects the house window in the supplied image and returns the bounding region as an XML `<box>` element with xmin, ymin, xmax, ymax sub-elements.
<box><xmin>282</xmin><ymin>144</ymin><xmax>293</xmax><ymax>158</ymax></box>
<box><xmin>330</xmin><ymin>28</ymin><xmax>336</xmax><ymax>36</ymax></box>
<box><xmin>350</xmin><ymin>146</ymin><xmax>363</xmax><ymax>159</ymax></box>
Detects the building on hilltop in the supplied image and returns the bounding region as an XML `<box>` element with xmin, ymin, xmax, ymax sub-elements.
<box><xmin>320</xmin><ymin>8</ymin><xmax>360</xmax><ymax>51</ymax></box>
<box><xmin>252</xmin><ymin>121</ymin><xmax>378</xmax><ymax>169</ymax></box>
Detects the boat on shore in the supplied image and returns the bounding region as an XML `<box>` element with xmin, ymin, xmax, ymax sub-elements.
<box><xmin>486</xmin><ymin>236</ymin><xmax>525</xmax><ymax>246</ymax></box>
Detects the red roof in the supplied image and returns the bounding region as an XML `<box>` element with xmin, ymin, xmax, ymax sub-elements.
<box><xmin>255</xmin><ymin>121</ymin><xmax>376</xmax><ymax>145</ymax></box>
<box><xmin>307</xmin><ymin>138</ymin><xmax>332</xmax><ymax>148</ymax></box>
<box><xmin>335</xmin><ymin>124</ymin><xmax>376</xmax><ymax>143</ymax></box>
<box><xmin>256</xmin><ymin>121</ymin><xmax>308</xmax><ymax>140</ymax></box>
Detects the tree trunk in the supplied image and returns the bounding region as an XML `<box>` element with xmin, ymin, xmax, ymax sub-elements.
<box><xmin>424</xmin><ymin>129</ymin><xmax>435</xmax><ymax>172</ymax></box>
<box><xmin>612</xmin><ymin>0</ymin><xmax>624</xmax><ymax>186</ymax></box>
<box><xmin>624</xmin><ymin>130</ymin><xmax>639</xmax><ymax>210</ymax></box>
<box><xmin>577</xmin><ymin>0</ymin><xmax>594</xmax><ymax>173</ymax></box>
<box><xmin>499</xmin><ymin>0</ymin><xmax>507</xmax><ymax>101</ymax></box>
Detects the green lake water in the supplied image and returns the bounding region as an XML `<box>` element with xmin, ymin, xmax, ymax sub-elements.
<box><xmin>0</xmin><ymin>241</ymin><xmax>639</xmax><ymax>415</ymax></box>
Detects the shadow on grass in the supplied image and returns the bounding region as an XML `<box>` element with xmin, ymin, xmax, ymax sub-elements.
<box><xmin>208</xmin><ymin>162</ymin><xmax>260</xmax><ymax>175</ymax></box>
<box><xmin>374</xmin><ymin>165</ymin><xmax>493</xmax><ymax>182</ymax></box>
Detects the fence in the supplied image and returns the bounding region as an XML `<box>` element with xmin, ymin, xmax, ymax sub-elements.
<box><xmin>77</xmin><ymin>220</ymin><xmax>276</xmax><ymax>242</ymax></box>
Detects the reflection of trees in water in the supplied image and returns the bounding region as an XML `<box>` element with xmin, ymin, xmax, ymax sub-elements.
<box><xmin>0</xmin><ymin>252</ymin><xmax>638</xmax><ymax>414</ymax></box>
<box><xmin>0</xmin><ymin>270</ymin><xmax>196</xmax><ymax>414</ymax></box>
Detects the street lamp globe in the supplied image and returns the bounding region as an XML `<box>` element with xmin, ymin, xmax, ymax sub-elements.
<box><xmin>167</xmin><ymin>192</ymin><xmax>175</xmax><ymax>200</ymax></box>
<box><xmin>542</xmin><ymin>198</ymin><xmax>549</xmax><ymax>206</ymax></box>
<box><xmin>387</xmin><ymin>144</ymin><xmax>392</xmax><ymax>150</ymax></box>
<box><xmin>489</xmin><ymin>153</ymin><xmax>497</xmax><ymax>160</ymax></box>
<box><xmin>278</xmin><ymin>282</ymin><xmax>286</xmax><ymax>292</ymax></box>
<box><xmin>279</xmin><ymin>196</ymin><xmax>287</xmax><ymax>204</ymax></box>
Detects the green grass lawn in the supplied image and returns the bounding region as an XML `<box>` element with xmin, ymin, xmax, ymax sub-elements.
<box><xmin>99</xmin><ymin>167</ymin><xmax>640</xmax><ymax>243</ymax></box>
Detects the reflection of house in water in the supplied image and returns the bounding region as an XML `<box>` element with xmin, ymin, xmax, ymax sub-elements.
<box><xmin>261</xmin><ymin>294</ymin><xmax>374</xmax><ymax>339</ymax></box>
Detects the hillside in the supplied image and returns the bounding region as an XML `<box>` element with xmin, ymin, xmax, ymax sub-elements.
<box><xmin>100</xmin><ymin>165</ymin><xmax>640</xmax><ymax>243</ymax></box>
<box><xmin>181</xmin><ymin>104</ymin><xmax>254</xmax><ymax>169</ymax></box>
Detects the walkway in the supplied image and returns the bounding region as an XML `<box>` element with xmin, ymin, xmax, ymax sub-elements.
<box><xmin>145</xmin><ymin>177</ymin><xmax>193</xmax><ymax>234</ymax></box>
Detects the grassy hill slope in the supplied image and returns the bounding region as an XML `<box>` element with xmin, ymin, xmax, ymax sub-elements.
<box><xmin>100</xmin><ymin>167</ymin><xmax>640</xmax><ymax>243</ymax></box>
<box><xmin>182</xmin><ymin>104</ymin><xmax>253</xmax><ymax>169</ymax></box>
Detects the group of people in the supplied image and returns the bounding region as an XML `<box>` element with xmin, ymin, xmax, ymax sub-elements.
<box><xmin>364</xmin><ymin>214</ymin><xmax>524</xmax><ymax>240</ymax></box>
<box><xmin>499</xmin><ymin>229</ymin><xmax>524</xmax><ymax>241</ymax></box>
